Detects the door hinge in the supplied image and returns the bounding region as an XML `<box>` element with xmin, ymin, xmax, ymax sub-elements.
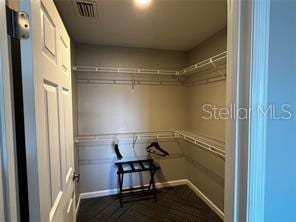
<box><xmin>6</xmin><ymin>6</ymin><xmax>30</xmax><ymax>39</ymax></box>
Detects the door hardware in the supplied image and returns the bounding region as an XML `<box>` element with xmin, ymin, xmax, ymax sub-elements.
<box><xmin>6</xmin><ymin>6</ymin><xmax>30</xmax><ymax>39</ymax></box>
<box><xmin>72</xmin><ymin>172</ymin><xmax>80</xmax><ymax>183</ymax></box>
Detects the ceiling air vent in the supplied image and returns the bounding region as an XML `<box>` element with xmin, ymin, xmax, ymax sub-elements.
<box><xmin>76</xmin><ymin>1</ymin><xmax>96</xmax><ymax>18</ymax></box>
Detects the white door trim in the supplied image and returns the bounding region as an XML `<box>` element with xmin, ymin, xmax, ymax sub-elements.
<box><xmin>225</xmin><ymin>0</ymin><xmax>270</xmax><ymax>221</ymax></box>
<box><xmin>18</xmin><ymin>1</ymin><xmax>40</xmax><ymax>220</ymax></box>
<box><xmin>225</xmin><ymin>1</ymin><xmax>251</xmax><ymax>220</ymax></box>
<box><xmin>0</xmin><ymin>1</ymin><xmax>20</xmax><ymax>221</ymax></box>
<box><xmin>247</xmin><ymin>1</ymin><xmax>270</xmax><ymax>221</ymax></box>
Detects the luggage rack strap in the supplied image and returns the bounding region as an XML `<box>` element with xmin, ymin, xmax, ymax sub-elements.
<box><xmin>115</xmin><ymin>159</ymin><xmax>160</xmax><ymax>174</ymax></box>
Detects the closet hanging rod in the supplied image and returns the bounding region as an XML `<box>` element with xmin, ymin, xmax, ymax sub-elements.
<box><xmin>75</xmin><ymin>130</ymin><xmax>225</xmax><ymax>159</ymax></box>
<box><xmin>174</xmin><ymin>130</ymin><xmax>225</xmax><ymax>149</ymax></box>
<box><xmin>75</xmin><ymin>131</ymin><xmax>178</xmax><ymax>143</ymax></box>
<box><xmin>76</xmin><ymin>73</ymin><xmax>225</xmax><ymax>87</ymax></box>
<box><xmin>72</xmin><ymin>51</ymin><xmax>227</xmax><ymax>78</ymax></box>
<box><xmin>76</xmin><ymin>79</ymin><xmax>184</xmax><ymax>87</ymax></box>
<box><xmin>76</xmin><ymin>78</ymin><xmax>180</xmax><ymax>84</ymax></box>
<box><xmin>73</xmin><ymin>66</ymin><xmax>179</xmax><ymax>76</ymax></box>
<box><xmin>78</xmin><ymin>130</ymin><xmax>173</xmax><ymax>137</ymax></box>
<box><xmin>179</xmin><ymin>51</ymin><xmax>227</xmax><ymax>76</ymax></box>
<box><xmin>186</xmin><ymin>74</ymin><xmax>226</xmax><ymax>87</ymax></box>
<box><xmin>174</xmin><ymin>130</ymin><xmax>225</xmax><ymax>159</ymax></box>
<box><xmin>75</xmin><ymin>135</ymin><xmax>178</xmax><ymax>143</ymax></box>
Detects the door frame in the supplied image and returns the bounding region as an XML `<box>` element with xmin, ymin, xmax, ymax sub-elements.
<box><xmin>0</xmin><ymin>0</ymin><xmax>20</xmax><ymax>221</ymax></box>
<box><xmin>225</xmin><ymin>0</ymin><xmax>270</xmax><ymax>221</ymax></box>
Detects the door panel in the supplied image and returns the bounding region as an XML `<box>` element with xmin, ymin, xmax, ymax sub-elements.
<box><xmin>41</xmin><ymin>7</ymin><xmax>57</xmax><ymax>62</ymax></box>
<box><xmin>60</xmin><ymin>37</ymin><xmax>69</xmax><ymax>75</ymax></box>
<box><xmin>19</xmin><ymin>0</ymin><xmax>74</xmax><ymax>221</ymax></box>
<box><xmin>44</xmin><ymin>83</ymin><xmax>62</xmax><ymax>206</ymax></box>
<box><xmin>62</xmin><ymin>88</ymin><xmax>73</xmax><ymax>186</ymax></box>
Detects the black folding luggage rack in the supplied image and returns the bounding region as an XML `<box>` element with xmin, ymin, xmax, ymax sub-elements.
<box><xmin>115</xmin><ymin>158</ymin><xmax>160</xmax><ymax>207</ymax></box>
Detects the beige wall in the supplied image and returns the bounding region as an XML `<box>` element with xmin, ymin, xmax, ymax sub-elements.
<box><xmin>77</xmin><ymin>84</ymin><xmax>188</xmax><ymax>135</ymax></box>
<box><xmin>75</xmin><ymin>44</ymin><xmax>189</xmax><ymax>135</ymax></box>
<box><xmin>188</xmin><ymin>27</ymin><xmax>227</xmax><ymax>65</ymax></box>
<box><xmin>187</xmin><ymin>27</ymin><xmax>227</xmax><ymax>140</ymax></box>
<box><xmin>75</xmin><ymin>44</ymin><xmax>188</xmax><ymax>70</ymax></box>
<box><xmin>188</xmin><ymin>81</ymin><xmax>226</xmax><ymax>141</ymax></box>
<box><xmin>181</xmin><ymin>139</ymin><xmax>225</xmax><ymax>209</ymax></box>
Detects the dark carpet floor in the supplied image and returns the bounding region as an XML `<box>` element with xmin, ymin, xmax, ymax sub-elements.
<box><xmin>77</xmin><ymin>185</ymin><xmax>223</xmax><ymax>222</ymax></box>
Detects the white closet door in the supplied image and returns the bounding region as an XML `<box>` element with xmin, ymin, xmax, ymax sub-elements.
<box><xmin>19</xmin><ymin>0</ymin><xmax>75</xmax><ymax>221</ymax></box>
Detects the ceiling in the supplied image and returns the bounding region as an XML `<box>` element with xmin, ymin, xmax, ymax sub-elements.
<box><xmin>54</xmin><ymin>0</ymin><xmax>227</xmax><ymax>51</ymax></box>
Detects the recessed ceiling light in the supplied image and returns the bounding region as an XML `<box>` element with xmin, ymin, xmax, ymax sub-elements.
<box><xmin>134</xmin><ymin>0</ymin><xmax>152</xmax><ymax>8</ymax></box>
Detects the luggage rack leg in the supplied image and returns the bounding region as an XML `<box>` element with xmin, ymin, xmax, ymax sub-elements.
<box><xmin>116</xmin><ymin>159</ymin><xmax>160</xmax><ymax>207</ymax></box>
<box><xmin>118</xmin><ymin>171</ymin><xmax>124</xmax><ymax>207</ymax></box>
<box><xmin>148</xmin><ymin>162</ymin><xmax>157</xmax><ymax>201</ymax></box>
<box><xmin>148</xmin><ymin>170</ymin><xmax>157</xmax><ymax>201</ymax></box>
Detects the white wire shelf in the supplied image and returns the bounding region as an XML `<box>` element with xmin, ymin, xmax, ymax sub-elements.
<box><xmin>73</xmin><ymin>66</ymin><xmax>179</xmax><ymax>76</ymax></box>
<box><xmin>76</xmin><ymin>78</ymin><xmax>184</xmax><ymax>86</ymax></box>
<box><xmin>75</xmin><ymin>130</ymin><xmax>225</xmax><ymax>159</ymax></box>
<box><xmin>73</xmin><ymin>51</ymin><xmax>227</xmax><ymax>80</ymax></box>
<box><xmin>179</xmin><ymin>51</ymin><xmax>227</xmax><ymax>76</ymax></box>
<box><xmin>75</xmin><ymin>130</ymin><xmax>177</xmax><ymax>143</ymax></box>
<box><xmin>174</xmin><ymin>130</ymin><xmax>225</xmax><ymax>159</ymax></box>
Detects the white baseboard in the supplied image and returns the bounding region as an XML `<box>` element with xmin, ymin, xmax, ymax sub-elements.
<box><xmin>155</xmin><ymin>179</ymin><xmax>188</xmax><ymax>189</ymax></box>
<box><xmin>186</xmin><ymin>179</ymin><xmax>224</xmax><ymax>220</ymax></box>
<box><xmin>79</xmin><ymin>179</ymin><xmax>188</xmax><ymax>200</ymax></box>
<box><xmin>77</xmin><ymin>179</ymin><xmax>224</xmax><ymax>221</ymax></box>
<box><xmin>80</xmin><ymin>187</ymin><xmax>118</xmax><ymax>199</ymax></box>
